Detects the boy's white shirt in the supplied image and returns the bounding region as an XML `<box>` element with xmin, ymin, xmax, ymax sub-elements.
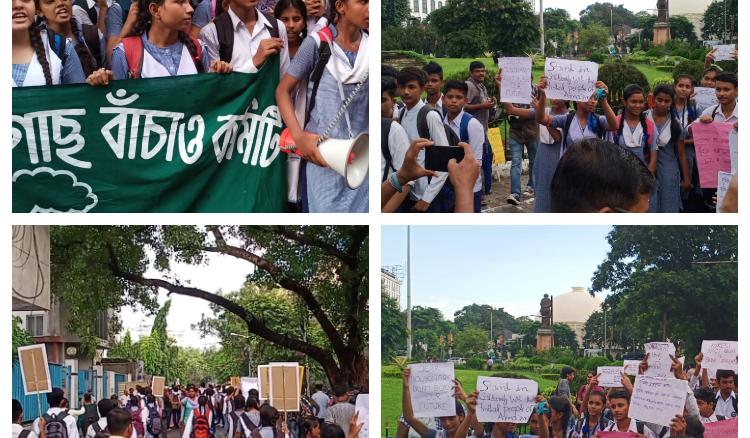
<box><xmin>86</xmin><ymin>417</ymin><xmax>138</xmax><ymax>438</ymax></box>
<box><xmin>32</xmin><ymin>407</ymin><xmax>80</xmax><ymax>438</ymax></box>
<box><xmin>444</xmin><ymin>110</ymin><xmax>484</xmax><ymax>193</ymax></box>
<box><xmin>399</xmin><ymin>100</ymin><xmax>449</xmax><ymax>203</ymax></box>
<box><xmin>200</xmin><ymin>6</ymin><xmax>290</xmax><ymax>75</ymax></box>
<box><xmin>701</xmin><ymin>103</ymin><xmax>738</xmax><ymax>123</ymax></box>
<box><xmin>381</xmin><ymin>120</ymin><xmax>412</xmax><ymax>186</ymax></box>
<box><xmin>13</xmin><ymin>423</ymin><xmax>38</xmax><ymax>438</ymax></box>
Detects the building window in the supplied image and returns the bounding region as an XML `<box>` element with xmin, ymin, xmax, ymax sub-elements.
<box><xmin>413</xmin><ymin>0</ymin><xmax>419</xmax><ymax>12</ymax></box>
<box><xmin>438</xmin><ymin>1</ymin><xmax>442</xmax><ymax>7</ymax></box>
<box><xmin>26</xmin><ymin>315</ymin><xmax>43</xmax><ymax>336</ymax></box>
<box><xmin>422</xmin><ymin>0</ymin><xmax>427</xmax><ymax>14</ymax></box>
<box><xmin>430</xmin><ymin>0</ymin><xmax>435</xmax><ymax>11</ymax></box>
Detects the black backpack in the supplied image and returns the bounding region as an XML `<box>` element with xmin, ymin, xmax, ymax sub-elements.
<box><xmin>561</xmin><ymin>110</ymin><xmax>606</xmax><ymax>152</ymax></box>
<box><xmin>42</xmin><ymin>411</ymin><xmax>69</xmax><ymax>438</ymax></box>
<box><xmin>635</xmin><ymin>421</ymin><xmax>668</xmax><ymax>438</ymax></box>
<box><xmin>46</xmin><ymin>23</ymin><xmax>101</xmax><ymax>71</ymax></box>
<box><xmin>381</xmin><ymin>118</ymin><xmax>395</xmax><ymax>182</ymax></box>
<box><xmin>398</xmin><ymin>106</ymin><xmax>460</xmax><ymax>146</ymax></box>
<box><xmin>147</xmin><ymin>403</ymin><xmax>162</xmax><ymax>435</ymax></box>
<box><xmin>83</xmin><ymin>403</ymin><xmax>99</xmax><ymax>433</ymax></box>
<box><xmin>18</xmin><ymin>430</ymin><xmax>31</xmax><ymax>438</ymax></box>
<box><xmin>214</xmin><ymin>11</ymin><xmax>279</xmax><ymax>63</ymax></box>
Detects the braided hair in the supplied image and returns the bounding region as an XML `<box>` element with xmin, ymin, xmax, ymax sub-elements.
<box><xmin>132</xmin><ymin>0</ymin><xmax>204</xmax><ymax>73</ymax></box>
<box><xmin>69</xmin><ymin>19</ymin><xmax>99</xmax><ymax>76</ymax></box>
<box><xmin>616</xmin><ymin>84</ymin><xmax>649</xmax><ymax>150</ymax></box>
<box><xmin>28</xmin><ymin>23</ymin><xmax>54</xmax><ymax>85</ymax></box>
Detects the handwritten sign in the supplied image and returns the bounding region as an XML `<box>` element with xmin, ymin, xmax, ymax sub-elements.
<box><xmin>355</xmin><ymin>394</ymin><xmax>369</xmax><ymax>438</ymax></box>
<box><xmin>498</xmin><ymin>57</ymin><xmax>533</xmax><ymax>105</ymax></box>
<box><xmin>475</xmin><ymin>376</ymin><xmax>537</xmax><ymax>423</ymax></box>
<box><xmin>544</xmin><ymin>58</ymin><xmax>598</xmax><ymax>102</ymax></box>
<box><xmin>597</xmin><ymin>366</ymin><xmax>624</xmax><ymax>387</ymax></box>
<box><xmin>716</xmin><ymin>171</ymin><xmax>733</xmax><ymax>213</ymax></box>
<box><xmin>597</xmin><ymin>432</ymin><xmax>638</xmax><ymax>437</ymax></box>
<box><xmin>692</xmin><ymin>121</ymin><xmax>734</xmax><ymax>188</ymax></box>
<box><xmin>623</xmin><ymin>360</ymin><xmax>641</xmax><ymax>376</ymax></box>
<box><xmin>713</xmin><ymin>44</ymin><xmax>736</xmax><ymax>61</ymax></box>
<box><xmin>701</xmin><ymin>340</ymin><xmax>738</xmax><ymax>373</ymax></box>
<box><xmin>409</xmin><ymin>362</ymin><xmax>456</xmax><ymax>418</ymax></box>
<box><xmin>729</xmin><ymin>129</ymin><xmax>737</xmax><ymax>174</ymax></box>
<box><xmin>629</xmin><ymin>375</ymin><xmax>687</xmax><ymax>427</ymax></box>
<box><xmin>704</xmin><ymin>417</ymin><xmax>737</xmax><ymax>438</ymax></box>
<box><xmin>644</xmin><ymin>342</ymin><xmax>676</xmax><ymax>378</ymax></box>
<box><xmin>693</xmin><ymin>87</ymin><xmax>718</xmax><ymax>109</ymax></box>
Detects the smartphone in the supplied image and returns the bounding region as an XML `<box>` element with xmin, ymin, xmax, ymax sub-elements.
<box><xmin>425</xmin><ymin>146</ymin><xmax>464</xmax><ymax>172</ymax></box>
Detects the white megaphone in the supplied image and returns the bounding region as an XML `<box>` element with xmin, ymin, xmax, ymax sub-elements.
<box><xmin>280</xmin><ymin>129</ymin><xmax>369</xmax><ymax>189</ymax></box>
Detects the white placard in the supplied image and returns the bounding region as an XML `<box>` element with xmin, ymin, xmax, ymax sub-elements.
<box><xmin>693</xmin><ymin>87</ymin><xmax>719</xmax><ymax>109</ymax></box>
<box><xmin>498</xmin><ymin>57</ymin><xmax>533</xmax><ymax>104</ymax></box>
<box><xmin>644</xmin><ymin>342</ymin><xmax>676</xmax><ymax>378</ymax></box>
<box><xmin>240</xmin><ymin>377</ymin><xmax>259</xmax><ymax>399</ymax></box>
<box><xmin>623</xmin><ymin>360</ymin><xmax>641</xmax><ymax>376</ymax></box>
<box><xmin>713</xmin><ymin>44</ymin><xmax>736</xmax><ymax>62</ymax></box>
<box><xmin>701</xmin><ymin>340</ymin><xmax>738</xmax><ymax>372</ymax></box>
<box><xmin>596</xmin><ymin>366</ymin><xmax>624</xmax><ymax>387</ymax></box>
<box><xmin>544</xmin><ymin>58</ymin><xmax>598</xmax><ymax>102</ymax></box>
<box><xmin>355</xmin><ymin>394</ymin><xmax>369</xmax><ymax>438</ymax></box>
<box><xmin>729</xmin><ymin>129</ymin><xmax>738</xmax><ymax>174</ymax></box>
<box><xmin>408</xmin><ymin>362</ymin><xmax>456</xmax><ymax>418</ymax></box>
<box><xmin>629</xmin><ymin>375</ymin><xmax>688</xmax><ymax>427</ymax></box>
<box><xmin>475</xmin><ymin>376</ymin><xmax>537</xmax><ymax>423</ymax></box>
<box><xmin>716</xmin><ymin>172</ymin><xmax>733</xmax><ymax>212</ymax></box>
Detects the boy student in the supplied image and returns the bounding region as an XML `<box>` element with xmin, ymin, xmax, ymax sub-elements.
<box><xmin>396</xmin><ymin>66</ymin><xmax>451</xmax><ymax>212</ymax></box>
<box><xmin>555</xmin><ymin>366</ymin><xmax>575</xmax><ymax>399</ymax></box>
<box><xmin>601</xmin><ymin>389</ymin><xmax>657</xmax><ymax>438</ymax></box>
<box><xmin>200</xmin><ymin>0</ymin><xmax>290</xmax><ymax>75</ymax></box>
<box><xmin>325</xmin><ymin>385</ymin><xmax>356</xmax><ymax>435</ymax></box>
<box><xmin>381</xmin><ymin>77</ymin><xmax>412</xmax><ymax>210</ymax></box>
<box><xmin>107</xmin><ymin>407</ymin><xmax>135</xmax><ymax>438</ymax></box>
<box><xmin>87</xmin><ymin>398</ymin><xmax>138</xmax><ymax>438</ymax></box>
<box><xmin>423</xmin><ymin>62</ymin><xmax>444</xmax><ymax>114</ymax></box>
<box><xmin>694</xmin><ymin>387</ymin><xmax>725</xmax><ymax>423</ymax></box>
<box><xmin>13</xmin><ymin>399</ymin><xmax>38</xmax><ymax>438</ymax></box>
<box><xmin>713</xmin><ymin>370</ymin><xmax>738</xmax><ymax>419</ymax></box>
<box><xmin>442</xmin><ymin>80</ymin><xmax>485</xmax><ymax>212</ymax></box>
<box><xmin>33</xmin><ymin>387</ymin><xmax>80</xmax><ymax>438</ymax></box>
<box><xmin>464</xmin><ymin>60</ymin><xmax>495</xmax><ymax>197</ymax></box>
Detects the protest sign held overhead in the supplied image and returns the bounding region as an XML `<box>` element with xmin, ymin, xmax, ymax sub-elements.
<box><xmin>643</xmin><ymin>342</ymin><xmax>676</xmax><ymax>378</ymax></box>
<box><xmin>596</xmin><ymin>366</ymin><xmax>624</xmax><ymax>387</ymax></box>
<box><xmin>498</xmin><ymin>57</ymin><xmax>533</xmax><ymax>105</ymax></box>
<box><xmin>475</xmin><ymin>376</ymin><xmax>537</xmax><ymax>423</ymax></box>
<box><xmin>543</xmin><ymin>58</ymin><xmax>598</xmax><ymax>102</ymax></box>
<box><xmin>408</xmin><ymin>362</ymin><xmax>456</xmax><ymax>418</ymax></box>
<box><xmin>629</xmin><ymin>375</ymin><xmax>688</xmax><ymax>427</ymax></box>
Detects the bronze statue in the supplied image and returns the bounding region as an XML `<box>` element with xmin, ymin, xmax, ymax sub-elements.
<box><xmin>657</xmin><ymin>0</ymin><xmax>669</xmax><ymax>23</ymax></box>
<box><xmin>540</xmin><ymin>294</ymin><xmax>552</xmax><ymax>328</ymax></box>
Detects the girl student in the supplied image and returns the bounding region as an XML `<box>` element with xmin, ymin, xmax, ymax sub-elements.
<box><xmin>609</xmin><ymin>84</ymin><xmax>657</xmax><ymax>173</ymax></box>
<box><xmin>301</xmin><ymin>417</ymin><xmax>321</xmax><ymax>438</ymax></box>
<box><xmin>570</xmin><ymin>383</ymin><xmax>614</xmax><ymax>437</ymax></box>
<box><xmin>275</xmin><ymin>0</ymin><xmax>308</xmax><ymax>211</ymax></box>
<box><xmin>537</xmin><ymin>396</ymin><xmax>575</xmax><ymax>438</ymax></box>
<box><xmin>199</xmin><ymin>0</ymin><xmax>290</xmax><ymax>75</ymax></box>
<box><xmin>534</xmin><ymin>76</ymin><xmax>618</xmax><ymax>155</ymax></box>
<box><xmin>646</xmin><ymin>84</ymin><xmax>690</xmax><ymax>213</ymax></box>
<box><xmin>112</xmin><ymin>0</ymin><xmax>232</xmax><ymax>81</ymax></box>
<box><xmin>238</xmin><ymin>395</ymin><xmax>262</xmax><ymax>437</ymax></box>
<box><xmin>275</xmin><ymin>0</ymin><xmax>369</xmax><ymax>213</ymax></box>
<box><xmin>673</xmin><ymin>74</ymin><xmax>703</xmax><ymax>211</ymax></box>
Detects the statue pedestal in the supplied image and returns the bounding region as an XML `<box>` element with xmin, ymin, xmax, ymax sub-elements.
<box><xmin>536</xmin><ymin>328</ymin><xmax>554</xmax><ymax>352</ymax></box>
<box><xmin>653</xmin><ymin>22</ymin><xmax>671</xmax><ymax>45</ymax></box>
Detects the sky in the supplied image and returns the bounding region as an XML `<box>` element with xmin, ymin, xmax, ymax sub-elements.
<box><xmin>117</xmin><ymin>251</ymin><xmax>252</xmax><ymax>349</ymax></box>
<box><xmin>381</xmin><ymin>226</ymin><xmax>613</xmax><ymax>321</ymax></box>
<box><xmin>538</xmin><ymin>0</ymin><xmax>711</xmax><ymax>18</ymax></box>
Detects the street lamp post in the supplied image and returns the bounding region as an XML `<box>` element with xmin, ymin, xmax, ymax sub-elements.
<box><xmin>539</xmin><ymin>0</ymin><xmax>545</xmax><ymax>55</ymax></box>
<box><xmin>407</xmin><ymin>226</ymin><xmax>413</xmax><ymax>359</ymax></box>
<box><xmin>230</xmin><ymin>332</ymin><xmax>252</xmax><ymax>376</ymax></box>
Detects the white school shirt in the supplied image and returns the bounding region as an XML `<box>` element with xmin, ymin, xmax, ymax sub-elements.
<box><xmin>312</xmin><ymin>390</ymin><xmax>330</xmax><ymax>419</ymax></box>
<box><xmin>238</xmin><ymin>411</ymin><xmax>262</xmax><ymax>437</ymax></box>
<box><xmin>603</xmin><ymin>419</ymin><xmax>656</xmax><ymax>438</ymax></box>
<box><xmin>12</xmin><ymin>30</ymin><xmax>63</xmax><ymax>87</ymax></box>
<box><xmin>13</xmin><ymin>424</ymin><xmax>38</xmax><ymax>438</ymax></box>
<box><xmin>33</xmin><ymin>408</ymin><xmax>80</xmax><ymax>438</ymax></box>
<box><xmin>701</xmin><ymin>413</ymin><xmax>720</xmax><ymax>423</ymax></box>
<box><xmin>399</xmin><ymin>100</ymin><xmax>449</xmax><ymax>203</ymax></box>
<box><xmin>307</xmin><ymin>16</ymin><xmax>328</xmax><ymax>33</ymax></box>
<box><xmin>200</xmin><ymin>6</ymin><xmax>290</xmax><ymax>75</ymax></box>
<box><xmin>445</xmin><ymin>110</ymin><xmax>484</xmax><ymax>193</ymax></box>
<box><xmin>701</xmin><ymin>103</ymin><xmax>738</xmax><ymax>124</ymax></box>
<box><xmin>72</xmin><ymin>0</ymin><xmax>114</xmax><ymax>26</ymax></box>
<box><xmin>423</xmin><ymin>94</ymin><xmax>443</xmax><ymax>113</ymax></box>
<box><xmin>381</xmin><ymin>120</ymin><xmax>410</xmax><ymax>181</ymax></box>
<box><xmin>86</xmin><ymin>418</ymin><xmax>138</xmax><ymax>438</ymax></box>
<box><xmin>714</xmin><ymin>391</ymin><xmax>737</xmax><ymax>418</ymax></box>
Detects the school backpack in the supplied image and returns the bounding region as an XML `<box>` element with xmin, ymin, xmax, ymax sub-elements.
<box><xmin>214</xmin><ymin>10</ymin><xmax>279</xmax><ymax>64</ymax></box>
<box><xmin>191</xmin><ymin>407</ymin><xmax>210</xmax><ymax>438</ymax></box>
<box><xmin>230</xmin><ymin>411</ymin><xmax>243</xmax><ymax>437</ymax></box>
<box><xmin>398</xmin><ymin>106</ymin><xmax>460</xmax><ymax>147</ymax></box>
<box><xmin>561</xmin><ymin>110</ymin><xmax>607</xmax><ymax>152</ymax></box>
<box><xmin>147</xmin><ymin>403</ymin><xmax>163</xmax><ymax>435</ymax></box>
<box><xmin>42</xmin><ymin>411</ymin><xmax>69</xmax><ymax>438</ymax></box>
<box><xmin>121</xmin><ymin>34</ymin><xmax>204</xmax><ymax>78</ymax></box>
<box><xmin>131</xmin><ymin>407</ymin><xmax>145</xmax><ymax>436</ymax></box>
<box><xmin>91</xmin><ymin>421</ymin><xmax>109</xmax><ymax>437</ymax></box>
<box><xmin>45</xmin><ymin>25</ymin><xmax>101</xmax><ymax>72</ymax></box>
<box><xmin>18</xmin><ymin>430</ymin><xmax>31</xmax><ymax>438</ymax></box>
<box><xmin>381</xmin><ymin>118</ymin><xmax>395</xmax><ymax>182</ymax></box>
<box><xmin>241</xmin><ymin>413</ymin><xmax>260</xmax><ymax>436</ymax></box>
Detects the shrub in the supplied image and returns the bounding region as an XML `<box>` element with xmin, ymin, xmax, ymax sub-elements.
<box><xmin>671</xmin><ymin>59</ymin><xmax>705</xmax><ymax>82</ymax></box>
<box><xmin>651</xmin><ymin>76</ymin><xmax>675</xmax><ymax>90</ymax></box>
<box><xmin>598</xmin><ymin>61</ymin><xmax>650</xmax><ymax>111</ymax></box>
<box><xmin>655</xmin><ymin>65</ymin><xmax>674</xmax><ymax>72</ymax></box>
<box><xmin>588</xmin><ymin>53</ymin><xmax>606</xmax><ymax>64</ymax></box>
<box><xmin>466</xmin><ymin>356</ymin><xmax>484</xmax><ymax>370</ymax></box>
<box><xmin>716</xmin><ymin>60</ymin><xmax>738</xmax><ymax>74</ymax></box>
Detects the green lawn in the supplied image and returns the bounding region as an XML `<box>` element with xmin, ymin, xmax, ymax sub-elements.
<box><xmin>380</xmin><ymin>365</ymin><xmax>558</xmax><ymax>436</ymax></box>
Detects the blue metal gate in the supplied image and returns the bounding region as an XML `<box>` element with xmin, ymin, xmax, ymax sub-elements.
<box><xmin>12</xmin><ymin>362</ymin><xmax>71</xmax><ymax>423</ymax></box>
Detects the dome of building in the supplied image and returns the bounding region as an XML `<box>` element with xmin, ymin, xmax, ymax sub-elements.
<box><xmin>553</xmin><ymin>286</ymin><xmax>602</xmax><ymax>323</ymax></box>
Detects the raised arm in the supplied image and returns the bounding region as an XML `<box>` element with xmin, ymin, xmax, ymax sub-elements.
<box><xmin>535</xmin><ymin>77</ymin><xmax>549</xmax><ymax>125</ymax></box>
<box><xmin>402</xmin><ymin>368</ymin><xmax>430</xmax><ymax>437</ymax></box>
<box><xmin>455</xmin><ymin>391</ymin><xmax>477</xmax><ymax>438</ymax></box>
<box><xmin>595</xmin><ymin>80</ymin><xmax>618</xmax><ymax>131</ymax></box>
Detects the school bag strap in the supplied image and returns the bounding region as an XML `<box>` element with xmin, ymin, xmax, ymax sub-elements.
<box><xmin>18</xmin><ymin>430</ymin><xmax>31</xmax><ymax>438</ymax></box>
<box><xmin>305</xmin><ymin>26</ymin><xmax>334</xmax><ymax>125</ymax></box>
<box><xmin>458</xmin><ymin>112</ymin><xmax>472</xmax><ymax>143</ymax></box>
<box><xmin>214</xmin><ymin>11</ymin><xmax>234</xmax><ymax>63</ymax></box>
<box><xmin>711</xmin><ymin>104</ymin><xmax>720</xmax><ymax>120</ymax></box>
<box><xmin>381</xmin><ymin>118</ymin><xmax>395</xmax><ymax>182</ymax></box>
<box><xmin>262</xmin><ymin>11</ymin><xmax>280</xmax><ymax>38</ymax></box>
<box><xmin>561</xmin><ymin>110</ymin><xmax>576</xmax><ymax>152</ymax></box>
<box><xmin>81</xmin><ymin>23</ymin><xmax>101</xmax><ymax>68</ymax></box>
<box><xmin>123</xmin><ymin>35</ymin><xmax>203</xmax><ymax>78</ymax></box>
<box><xmin>46</xmin><ymin>28</ymin><xmax>68</xmax><ymax>62</ymax></box>
<box><xmin>241</xmin><ymin>414</ymin><xmax>259</xmax><ymax>431</ymax></box>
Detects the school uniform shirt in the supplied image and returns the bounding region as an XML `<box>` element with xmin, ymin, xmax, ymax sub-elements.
<box><xmin>12</xmin><ymin>424</ymin><xmax>38</xmax><ymax>438</ymax></box>
<box><xmin>445</xmin><ymin>110</ymin><xmax>484</xmax><ymax>193</ymax></box>
<box><xmin>700</xmin><ymin>103</ymin><xmax>738</xmax><ymax>124</ymax></box>
<box><xmin>714</xmin><ymin>391</ymin><xmax>737</xmax><ymax>418</ymax></box>
<box><xmin>567</xmin><ymin>416</ymin><xmax>614</xmax><ymax>438</ymax></box>
<box><xmin>238</xmin><ymin>411</ymin><xmax>261</xmax><ymax>437</ymax></box>
<box><xmin>226</xmin><ymin>409</ymin><xmax>246</xmax><ymax>437</ymax></box>
<box><xmin>539</xmin><ymin>107</ymin><xmax>563</xmax><ymax>145</ymax></box>
<box><xmin>324</xmin><ymin>401</ymin><xmax>356</xmax><ymax>435</ymax></box>
<box><xmin>192</xmin><ymin>0</ymin><xmax>213</xmax><ymax>29</ymax></box>
<box><xmin>200</xmin><ymin>6</ymin><xmax>290</xmax><ymax>75</ymax></box>
<box><xmin>423</xmin><ymin>94</ymin><xmax>443</xmax><ymax>113</ymax></box>
<box><xmin>701</xmin><ymin>413</ymin><xmax>720</xmax><ymax>423</ymax></box>
<box><xmin>86</xmin><ymin>418</ymin><xmax>138</xmax><ymax>438</ymax></box>
<box><xmin>312</xmin><ymin>390</ymin><xmax>330</xmax><ymax>419</ymax></box>
<box><xmin>12</xmin><ymin>30</ymin><xmax>86</xmax><ymax>86</ymax></box>
<box><xmin>307</xmin><ymin>16</ymin><xmax>329</xmax><ymax>33</ymax></box>
<box><xmin>111</xmin><ymin>33</ymin><xmax>211</xmax><ymax>80</ymax></box>
<box><xmin>602</xmin><ymin>419</ymin><xmax>656</xmax><ymax>438</ymax></box>
<box><xmin>609</xmin><ymin>115</ymin><xmax>658</xmax><ymax>163</ymax></box>
<box><xmin>72</xmin><ymin>0</ymin><xmax>123</xmax><ymax>39</ymax></box>
<box><xmin>399</xmin><ymin>100</ymin><xmax>449</xmax><ymax>204</ymax></box>
<box><xmin>32</xmin><ymin>407</ymin><xmax>80</xmax><ymax>438</ymax></box>
<box><xmin>381</xmin><ymin>120</ymin><xmax>411</xmax><ymax>182</ymax></box>
<box><xmin>257</xmin><ymin>426</ymin><xmax>290</xmax><ymax>438</ymax></box>
<box><xmin>549</xmin><ymin>114</ymin><xmax>609</xmax><ymax>152</ymax></box>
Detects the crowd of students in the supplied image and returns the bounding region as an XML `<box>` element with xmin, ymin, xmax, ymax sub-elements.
<box><xmin>11</xmin><ymin>0</ymin><xmax>369</xmax><ymax>213</ymax></box>
<box><xmin>381</xmin><ymin>50</ymin><xmax>738</xmax><ymax>213</ymax></box>
<box><xmin>398</xmin><ymin>352</ymin><xmax>737</xmax><ymax>438</ymax></box>
<box><xmin>13</xmin><ymin>381</ymin><xmax>366</xmax><ymax>438</ymax></box>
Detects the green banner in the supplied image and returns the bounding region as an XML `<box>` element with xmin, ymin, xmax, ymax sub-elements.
<box><xmin>12</xmin><ymin>59</ymin><xmax>287</xmax><ymax>212</ymax></box>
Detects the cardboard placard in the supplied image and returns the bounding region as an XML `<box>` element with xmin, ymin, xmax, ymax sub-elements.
<box><xmin>269</xmin><ymin>362</ymin><xmax>300</xmax><ymax>411</ymax></box>
<box><xmin>629</xmin><ymin>375</ymin><xmax>687</xmax><ymax>427</ymax></box>
<box><xmin>18</xmin><ymin>344</ymin><xmax>52</xmax><ymax>394</ymax></box>
<box><xmin>258</xmin><ymin>365</ymin><xmax>270</xmax><ymax>400</ymax></box>
<box><xmin>299</xmin><ymin>366</ymin><xmax>305</xmax><ymax>392</ymax></box>
<box><xmin>475</xmin><ymin>376</ymin><xmax>537</xmax><ymax>423</ymax></box>
<box><xmin>118</xmin><ymin>380</ymin><xmax>148</xmax><ymax>395</ymax></box>
<box><xmin>151</xmin><ymin>376</ymin><xmax>165</xmax><ymax>396</ymax></box>
<box><xmin>231</xmin><ymin>376</ymin><xmax>241</xmax><ymax>388</ymax></box>
<box><xmin>596</xmin><ymin>366</ymin><xmax>624</xmax><ymax>387</ymax></box>
<box><xmin>713</xmin><ymin>44</ymin><xmax>736</xmax><ymax>61</ymax></box>
<box><xmin>544</xmin><ymin>58</ymin><xmax>598</xmax><ymax>102</ymax></box>
<box><xmin>498</xmin><ymin>57</ymin><xmax>533</xmax><ymax>104</ymax></box>
<box><xmin>408</xmin><ymin>362</ymin><xmax>456</xmax><ymax>418</ymax></box>
<box><xmin>354</xmin><ymin>394</ymin><xmax>369</xmax><ymax>438</ymax></box>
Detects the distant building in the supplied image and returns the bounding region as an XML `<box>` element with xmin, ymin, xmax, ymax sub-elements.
<box><xmin>381</xmin><ymin>268</ymin><xmax>402</xmax><ymax>304</ymax></box>
<box><xmin>553</xmin><ymin>286</ymin><xmax>603</xmax><ymax>347</ymax></box>
<box><xmin>409</xmin><ymin>0</ymin><xmax>444</xmax><ymax>21</ymax></box>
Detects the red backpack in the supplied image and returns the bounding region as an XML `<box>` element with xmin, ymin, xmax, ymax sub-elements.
<box><xmin>121</xmin><ymin>35</ymin><xmax>204</xmax><ymax>78</ymax></box>
<box><xmin>191</xmin><ymin>407</ymin><xmax>210</xmax><ymax>438</ymax></box>
<box><xmin>130</xmin><ymin>407</ymin><xmax>144</xmax><ymax>436</ymax></box>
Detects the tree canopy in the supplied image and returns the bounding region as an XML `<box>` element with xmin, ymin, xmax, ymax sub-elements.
<box><xmin>579</xmin><ymin>3</ymin><xmax>636</xmax><ymax>29</ymax></box>
<box><xmin>51</xmin><ymin>226</ymin><xmax>369</xmax><ymax>386</ymax></box>
<box><xmin>636</xmin><ymin>15</ymin><xmax>697</xmax><ymax>44</ymax></box>
<box><xmin>702</xmin><ymin>0</ymin><xmax>738</xmax><ymax>42</ymax></box>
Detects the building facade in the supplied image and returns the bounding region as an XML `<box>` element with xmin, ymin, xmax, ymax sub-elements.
<box><xmin>381</xmin><ymin>268</ymin><xmax>402</xmax><ymax>303</ymax></box>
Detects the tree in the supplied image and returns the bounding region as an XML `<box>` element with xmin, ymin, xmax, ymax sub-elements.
<box><xmin>51</xmin><ymin>226</ymin><xmax>369</xmax><ymax>387</ymax></box>
<box><xmin>590</xmin><ymin>226</ymin><xmax>738</xmax><ymax>358</ymax></box>
<box><xmin>382</xmin><ymin>295</ymin><xmax>406</xmax><ymax>361</ymax></box>
<box><xmin>702</xmin><ymin>0</ymin><xmax>738</xmax><ymax>42</ymax></box>
<box><xmin>109</xmin><ymin>331</ymin><xmax>139</xmax><ymax>361</ymax></box>
<box><xmin>579</xmin><ymin>3</ymin><xmax>636</xmax><ymax>29</ymax></box>
<box><xmin>429</xmin><ymin>0</ymin><xmax>539</xmax><ymax>56</ymax></box>
<box><xmin>544</xmin><ymin>8</ymin><xmax>578</xmax><ymax>33</ymax></box>
<box><xmin>636</xmin><ymin>15</ymin><xmax>697</xmax><ymax>44</ymax></box>
<box><xmin>12</xmin><ymin>316</ymin><xmax>33</xmax><ymax>361</ymax></box>
<box><xmin>453</xmin><ymin>304</ymin><xmax>518</xmax><ymax>335</ymax></box>
<box><xmin>382</xmin><ymin>0</ymin><xmax>411</xmax><ymax>28</ymax></box>
<box><xmin>553</xmin><ymin>323</ymin><xmax>580</xmax><ymax>351</ymax></box>
<box><xmin>579</xmin><ymin>24</ymin><xmax>610</xmax><ymax>52</ymax></box>
<box><xmin>453</xmin><ymin>327</ymin><xmax>489</xmax><ymax>357</ymax></box>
